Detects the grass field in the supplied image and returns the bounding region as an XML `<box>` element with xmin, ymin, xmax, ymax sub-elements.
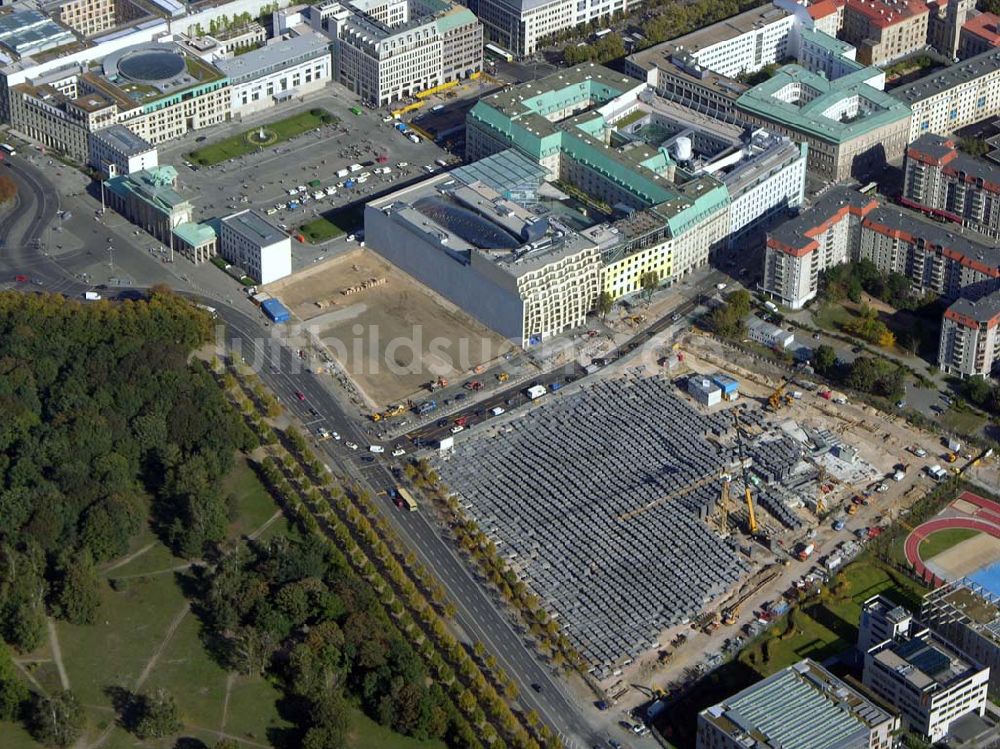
<box><xmin>919</xmin><ymin>528</ymin><xmax>980</xmax><ymax>560</ymax></box>
<box><xmin>813</xmin><ymin>303</ymin><xmax>857</xmax><ymax>334</ymax></box>
<box><xmin>941</xmin><ymin>406</ymin><xmax>988</xmax><ymax>436</ymax></box>
<box><xmin>739</xmin><ymin>556</ymin><xmax>928</xmax><ymax>678</ymax></box>
<box><xmin>300</xmin><ymin>216</ymin><xmax>346</xmax><ymax>243</ymax></box>
<box><xmin>189</xmin><ymin>109</ymin><xmax>336</xmax><ymax>166</ymax></box>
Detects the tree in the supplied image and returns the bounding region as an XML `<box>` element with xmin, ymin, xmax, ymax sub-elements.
<box><xmin>640</xmin><ymin>271</ymin><xmax>660</xmax><ymax>302</ymax></box>
<box><xmin>52</xmin><ymin>549</ymin><xmax>99</xmax><ymax>626</ymax></box>
<box><xmin>132</xmin><ymin>688</ymin><xmax>181</xmax><ymax>739</ymax></box>
<box><xmin>813</xmin><ymin>344</ymin><xmax>837</xmax><ymax>375</ymax></box>
<box><xmin>27</xmin><ymin>691</ymin><xmax>85</xmax><ymax>747</ymax></box>
<box><xmin>0</xmin><ymin>641</ymin><xmax>28</xmax><ymax>720</ymax></box>
<box><xmin>595</xmin><ymin>291</ymin><xmax>613</xmax><ymax>320</ymax></box>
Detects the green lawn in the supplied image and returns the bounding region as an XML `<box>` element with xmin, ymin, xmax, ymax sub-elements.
<box><xmin>189</xmin><ymin>109</ymin><xmax>337</xmax><ymax>166</ymax></box>
<box><xmin>740</xmin><ymin>556</ymin><xmax>928</xmax><ymax>678</ymax></box>
<box><xmin>919</xmin><ymin>528</ymin><xmax>979</xmax><ymax>560</ymax></box>
<box><xmin>300</xmin><ymin>216</ymin><xmax>346</xmax><ymax>243</ymax></box>
<box><xmin>812</xmin><ymin>302</ymin><xmax>857</xmax><ymax>334</ymax></box>
<box><xmin>346</xmin><ymin>707</ymin><xmax>447</xmax><ymax>749</ymax></box>
<box><xmin>221</xmin><ymin>455</ymin><xmax>282</xmax><ymax>538</ymax></box>
<box><xmin>941</xmin><ymin>406</ymin><xmax>988</xmax><ymax>436</ymax></box>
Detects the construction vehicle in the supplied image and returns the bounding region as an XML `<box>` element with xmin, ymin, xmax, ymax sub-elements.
<box><xmin>717</xmin><ymin>473</ymin><xmax>732</xmax><ymax>535</ymax></box>
<box><xmin>496</xmin><ymin>372</ymin><xmax>509</xmax><ymax>383</ymax></box>
<box><xmin>946</xmin><ymin>452</ymin><xmax>958</xmax><ymax>463</ymax></box>
<box><xmin>847</xmin><ymin>502</ymin><xmax>858</xmax><ymax>516</ymax></box>
<box><xmin>465</xmin><ymin>380</ymin><xmax>485</xmax><ymax>391</ymax></box>
<box><xmin>373</xmin><ymin>402</ymin><xmax>409</xmax><ymax>421</ymax></box>
<box><xmin>768</xmin><ymin>366</ymin><xmax>805</xmax><ymax>411</ymax></box>
<box><xmin>427</xmin><ymin>376</ymin><xmax>448</xmax><ymax>391</ymax></box>
<box><xmin>733</xmin><ymin>408</ymin><xmax>760</xmax><ymax>536</ymax></box>
<box><xmin>721</xmin><ymin>569</ymin><xmax>780</xmax><ymax>625</ymax></box>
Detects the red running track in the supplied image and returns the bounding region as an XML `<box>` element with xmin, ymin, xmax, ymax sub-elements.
<box><xmin>904</xmin><ymin>515</ymin><xmax>1000</xmax><ymax>588</ymax></box>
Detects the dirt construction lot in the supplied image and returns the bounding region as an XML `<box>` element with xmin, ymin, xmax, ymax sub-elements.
<box><xmin>265</xmin><ymin>249</ymin><xmax>509</xmax><ymax>406</ymax></box>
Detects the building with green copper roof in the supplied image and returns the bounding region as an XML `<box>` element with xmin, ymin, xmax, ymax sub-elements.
<box><xmin>466</xmin><ymin>63</ymin><xmax>732</xmax><ymax>286</ymax></box>
<box><xmin>735</xmin><ymin>63</ymin><xmax>911</xmax><ymax>181</ymax></box>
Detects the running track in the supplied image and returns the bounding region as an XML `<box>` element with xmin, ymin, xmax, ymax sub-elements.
<box><xmin>904</xmin><ymin>492</ymin><xmax>1000</xmax><ymax>587</ymax></box>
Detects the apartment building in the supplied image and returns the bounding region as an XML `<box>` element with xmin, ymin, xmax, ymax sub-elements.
<box><xmin>841</xmin><ymin>0</ymin><xmax>929</xmax><ymax>66</ymax></box>
<box><xmin>365</xmin><ymin>172</ymin><xmax>602</xmax><ymax>346</ymax></box>
<box><xmin>89</xmin><ymin>123</ymin><xmax>157</xmax><ymax>177</ymax></box>
<box><xmin>219</xmin><ymin>210</ymin><xmax>292</xmax><ymax>284</ymax></box>
<box><xmin>858</xmin><ymin>204</ymin><xmax>1000</xmax><ymax>300</ymax></box>
<box><xmin>474</xmin><ymin>0</ymin><xmax>637</xmax><ymax>57</ymax></box>
<box><xmin>859</xmin><ymin>595</ymin><xmax>917</xmax><ymax>656</ymax></box>
<box><xmin>894</xmin><ymin>47</ymin><xmax>1000</xmax><ymax>142</ymax></box>
<box><xmin>902</xmin><ymin>133</ymin><xmax>1000</xmax><ymax>240</ymax></box>
<box><xmin>862</xmin><ymin>612</ymin><xmax>989</xmax><ymax>741</ymax></box>
<box><xmin>217</xmin><ymin>31</ymin><xmax>331</xmax><ymax>115</ymax></box>
<box><xmin>310</xmin><ymin>0</ymin><xmax>481</xmax><ymax>106</ymax></box>
<box><xmin>939</xmin><ymin>288</ymin><xmax>1000</xmax><ymax>377</ymax></box>
<box><xmin>762</xmin><ymin>187</ymin><xmax>878</xmax><ymax>309</ymax></box>
<box><xmin>928</xmin><ymin>0</ymin><xmax>977</xmax><ymax>58</ymax></box>
<box><xmin>923</xmin><ymin>580</ymin><xmax>1000</xmax><ymax>688</ymax></box>
<box><xmin>958</xmin><ymin>12</ymin><xmax>1000</xmax><ymax>58</ymax></box>
<box><xmin>697</xmin><ymin>659</ymin><xmax>897</xmax><ymax>749</ymax></box>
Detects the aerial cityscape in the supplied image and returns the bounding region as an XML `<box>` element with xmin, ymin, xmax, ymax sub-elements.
<box><xmin>1</xmin><ymin>0</ymin><xmax>1000</xmax><ymax>745</ymax></box>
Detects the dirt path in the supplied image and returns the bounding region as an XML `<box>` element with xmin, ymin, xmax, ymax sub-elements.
<box><xmin>112</xmin><ymin>562</ymin><xmax>196</xmax><ymax>581</ymax></box>
<box><xmin>220</xmin><ymin>672</ymin><xmax>235</xmax><ymax>736</ymax></box>
<box><xmin>248</xmin><ymin>509</ymin><xmax>284</xmax><ymax>540</ymax></box>
<box><xmin>12</xmin><ymin>659</ymin><xmax>48</xmax><ymax>695</ymax></box>
<box><xmin>47</xmin><ymin>619</ymin><xmax>69</xmax><ymax>690</ymax></box>
<box><xmin>102</xmin><ymin>542</ymin><xmax>157</xmax><ymax>574</ymax></box>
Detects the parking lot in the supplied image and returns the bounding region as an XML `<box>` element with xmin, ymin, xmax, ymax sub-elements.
<box><xmin>157</xmin><ymin>85</ymin><xmax>456</xmax><ymax>260</ymax></box>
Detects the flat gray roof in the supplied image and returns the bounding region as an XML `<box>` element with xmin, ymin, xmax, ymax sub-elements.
<box><xmin>216</xmin><ymin>32</ymin><xmax>329</xmax><ymax>84</ymax></box>
<box><xmin>221</xmin><ymin>209</ymin><xmax>287</xmax><ymax>246</ymax></box>
<box><xmin>948</xmin><ymin>287</ymin><xmax>1000</xmax><ymax>323</ymax></box>
<box><xmin>866</xmin><ymin>204</ymin><xmax>1000</xmax><ymax>268</ymax></box>
<box><xmin>769</xmin><ymin>186</ymin><xmax>877</xmax><ymax>250</ymax></box>
<box><xmin>893</xmin><ymin>47</ymin><xmax>1000</xmax><ymax>104</ymax></box>
<box><xmin>91</xmin><ymin>123</ymin><xmax>153</xmax><ymax>155</ymax></box>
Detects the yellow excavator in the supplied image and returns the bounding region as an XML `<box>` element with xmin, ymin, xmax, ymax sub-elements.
<box><xmin>768</xmin><ymin>365</ymin><xmax>805</xmax><ymax>411</ymax></box>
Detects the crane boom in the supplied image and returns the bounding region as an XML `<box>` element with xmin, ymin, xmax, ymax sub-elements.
<box><xmin>733</xmin><ymin>408</ymin><xmax>759</xmax><ymax>536</ymax></box>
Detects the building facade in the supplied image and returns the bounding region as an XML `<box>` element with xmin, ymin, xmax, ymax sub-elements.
<box><xmin>89</xmin><ymin>123</ymin><xmax>157</xmax><ymax>177</ymax></box>
<box><xmin>923</xmin><ymin>580</ymin><xmax>1000</xmax><ymax>689</ymax></box>
<box><xmin>698</xmin><ymin>659</ymin><xmax>897</xmax><ymax>749</ymax></box>
<box><xmin>841</xmin><ymin>0</ymin><xmax>929</xmax><ymax>66</ymax></box>
<box><xmin>311</xmin><ymin>0</ymin><xmax>481</xmax><ymax>106</ymax></box>
<box><xmin>902</xmin><ymin>133</ymin><xmax>1000</xmax><ymax>240</ymax></box>
<box><xmin>938</xmin><ymin>289</ymin><xmax>1000</xmax><ymax>377</ymax></box>
<box><xmin>219</xmin><ymin>210</ymin><xmax>292</xmax><ymax>284</ymax></box>
<box><xmin>761</xmin><ymin>187</ymin><xmax>878</xmax><ymax>309</ymax></box>
<box><xmin>862</xmin><ymin>614</ymin><xmax>990</xmax><ymax>741</ymax></box>
<box><xmin>103</xmin><ymin>165</ymin><xmax>194</xmax><ymax>245</ymax></box>
<box><xmin>894</xmin><ymin>48</ymin><xmax>1000</xmax><ymax>142</ymax></box>
<box><xmin>217</xmin><ymin>32</ymin><xmax>332</xmax><ymax>116</ymax></box>
<box><xmin>957</xmin><ymin>11</ymin><xmax>1000</xmax><ymax>58</ymax></box>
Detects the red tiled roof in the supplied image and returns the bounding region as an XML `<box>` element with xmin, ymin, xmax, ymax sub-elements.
<box><xmin>808</xmin><ymin>0</ymin><xmax>844</xmax><ymax>20</ymax></box>
<box><xmin>845</xmin><ymin>0</ymin><xmax>928</xmax><ymax>28</ymax></box>
<box><xmin>963</xmin><ymin>12</ymin><xmax>1000</xmax><ymax>45</ymax></box>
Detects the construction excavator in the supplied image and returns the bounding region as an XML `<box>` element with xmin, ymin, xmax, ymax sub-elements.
<box><xmin>372</xmin><ymin>402</ymin><xmax>409</xmax><ymax>422</ymax></box>
<box><xmin>768</xmin><ymin>364</ymin><xmax>805</xmax><ymax>411</ymax></box>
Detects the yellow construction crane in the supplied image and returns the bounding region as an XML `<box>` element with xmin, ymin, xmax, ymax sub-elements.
<box><xmin>733</xmin><ymin>408</ymin><xmax>759</xmax><ymax>536</ymax></box>
<box><xmin>718</xmin><ymin>473</ymin><xmax>731</xmax><ymax>535</ymax></box>
<box><xmin>768</xmin><ymin>365</ymin><xmax>805</xmax><ymax>411</ymax></box>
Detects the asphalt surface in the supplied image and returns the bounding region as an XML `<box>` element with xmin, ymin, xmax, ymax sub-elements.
<box><xmin>0</xmin><ymin>153</ymin><xmax>615</xmax><ymax>749</ymax></box>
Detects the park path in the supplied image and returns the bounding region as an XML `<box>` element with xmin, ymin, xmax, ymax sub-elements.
<box><xmin>248</xmin><ymin>509</ymin><xmax>283</xmax><ymax>540</ymax></box>
<box><xmin>47</xmin><ymin>619</ymin><xmax>69</xmax><ymax>690</ymax></box>
<box><xmin>102</xmin><ymin>542</ymin><xmax>157</xmax><ymax>574</ymax></box>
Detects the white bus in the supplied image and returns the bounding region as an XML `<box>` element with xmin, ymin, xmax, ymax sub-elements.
<box><xmin>1</xmin><ymin>143</ymin><xmax>16</xmax><ymax>156</ymax></box>
<box><xmin>485</xmin><ymin>43</ymin><xmax>513</xmax><ymax>62</ymax></box>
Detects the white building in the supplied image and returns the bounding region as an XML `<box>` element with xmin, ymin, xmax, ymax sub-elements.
<box><xmin>923</xmin><ymin>580</ymin><xmax>1000</xmax><ymax>693</ymax></box>
<box><xmin>862</xmin><ymin>604</ymin><xmax>990</xmax><ymax>742</ymax></box>
<box><xmin>216</xmin><ymin>32</ymin><xmax>332</xmax><ymax>116</ymax></box>
<box><xmin>475</xmin><ymin>0</ymin><xmax>641</xmax><ymax>57</ymax></box>
<box><xmin>88</xmin><ymin>124</ymin><xmax>158</xmax><ymax>177</ymax></box>
<box><xmin>938</xmin><ymin>289</ymin><xmax>1000</xmax><ymax>378</ymax></box>
<box><xmin>219</xmin><ymin>210</ymin><xmax>292</xmax><ymax>284</ymax></box>
<box><xmin>747</xmin><ymin>316</ymin><xmax>794</xmax><ymax>349</ymax></box>
<box><xmin>309</xmin><ymin>0</ymin><xmax>482</xmax><ymax>106</ymax></box>
<box><xmin>688</xmin><ymin>377</ymin><xmax>722</xmax><ymax>407</ymax></box>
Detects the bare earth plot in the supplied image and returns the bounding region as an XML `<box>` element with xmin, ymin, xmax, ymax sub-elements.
<box><xmin>265</xmin><ymin>249</ymin><xmax>509</xmax><ymax>406</ymax></box>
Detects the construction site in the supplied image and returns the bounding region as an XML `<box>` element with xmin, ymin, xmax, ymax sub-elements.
<box><xmin>263</xmin><ymin>249</ymin><xmax>508</xmax><ymax>407</ymax></box>
<box><xmin>433</xmin><ymin>328</ymin><xmax>951</xmax><ymax>683</ymax></box>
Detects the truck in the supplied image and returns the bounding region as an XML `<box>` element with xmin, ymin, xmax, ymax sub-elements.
<box><xmin>797</xmin><ymin>543</ymin><xmax>815</xmax><ymax>561</ymax></box>
<box><xmin>927</xmin><ymin>464</ymin><xmax>948</xmax><ymax>481</ymax></box>
<box><xmin>349</xmin><ymin>163</ymin><xmax>362</xmax><ymax>172</ymax></box>
<box><xmin>948</xmin><ymin>438</ymin><xmax>962</xmax><ymax>453</ymax></box>
<box><xmin>336</xmin><ymin>168</ymin><xmax>350</xmax><ymax>178</ymax></box>
<box><xmin>83</xmin><ymin>291</ymin><xmax>102</xmax><ymax>301</ymax></box>
<box><xmin>645</xmin><ymin>700</ymin><xmax>667</xmax><ymax>722</ymax></box>
<box><xmin>261</xmin><ymin>298</ymin><xmax>291</xmax><ymax>323</ymax></box>
<box><xmin>416</xmin><ymin>400</ymin><xmax>438</xmax><ymax>415</ymax></box>
<box><xmin>526</xmin><ymin>384</ymin><xmax>547</xmax><ymax>400</ymax></box>
<box><xmin>550</xmin><ymin>381</ymin><xmax>562</xmax><ymax>392</ymax></box>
